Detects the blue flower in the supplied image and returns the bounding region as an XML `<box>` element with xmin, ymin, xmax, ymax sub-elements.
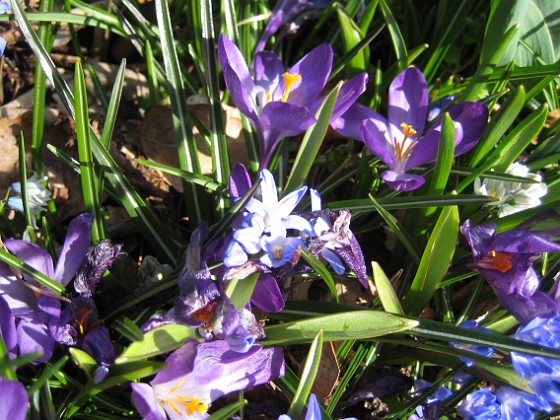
<box><xmin>0</xmin><ymin>36</ymin><xmax>6</xmax><ymax>57</ymax></box>
<box><xmin>0</xmin><ymin>1</ymin><xmax>11</xmax><ymax>14</ymax></box>
<box><xmin>495</xmin><ymin>386</ymin><xmax>543</xmax><ymax>420</ymax></box>
<box><xmin>457</xmin><ymin>388</ymin><xmax>501</xmax><ymax>419</ymax></box>
<box><xmin>409</xmin><ymin>379</ymin><xmax>452</xmax><ymax>420</ymax></box>
<box><xmin>511</xmin><ymin>314</ymin><xmax>560</xmax><ymax>411</ymax></box>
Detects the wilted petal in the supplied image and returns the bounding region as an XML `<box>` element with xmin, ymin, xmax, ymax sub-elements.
<box><xmin>387</xmin><ymin>68</ymin><xmax>428</xmax><ymax>138</ymax></box>
<box><xmin>287</xmin><ymin>44</ymin><xmax>333</xmax><ymax>107</ymax></box>
<box><xmin>361</xmin><ymin>119</ymin><xmax>394</xmax><ymax>167</ymax></box>
<box><xmin>381</xmin><ymin>170</ymin><xmax>425</xmax><ymax>192</ymax></box>
<box><xmin>251</xmin><ymin>273</ymin><xmax>285</xmax><ymax>313</ymax></box>
<box><xmin>74</xmin><ymin>240</ymin><xmax>124</xmax><ymax>296</ymax></box>
<box><xmin>0</xmin><ymin>380</ymin><xmax>28</xmax><ymax>420</ymax></box>
<box><xmin>54</xmin><ymin>213</ymin><xmax>93</xmax><ymax>286</ymax></box>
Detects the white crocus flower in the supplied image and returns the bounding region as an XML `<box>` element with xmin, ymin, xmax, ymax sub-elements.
<box><xmin>474</xmin><ymin>162</ymin><xmax>547</xmax><ymax>217</ymax></box>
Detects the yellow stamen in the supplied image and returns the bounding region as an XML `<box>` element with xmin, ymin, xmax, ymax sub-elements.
<box><xmin>161</xmin><ymin>394</ymin><xmax>210</xmax><ymax>416</ymax></box>
<box><xmin>281</xmin><ymin>72</ymin><xmax>302</xmax><ymax>102</ymax></box>
<box><xmin>76</xmin><ymin>308</ymin><xmax>94</xmax><ymax>336</ymax></box>
<box><xmin>394</xmin><ymin>123</ymin><xmax>419</xmax><ymax>161</ymax></box>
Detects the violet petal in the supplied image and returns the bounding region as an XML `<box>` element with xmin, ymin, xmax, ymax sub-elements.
<box><xmin>54</xmin><ymin>213</ymin><xmax>93</xmax><ymax>286</ymax></box>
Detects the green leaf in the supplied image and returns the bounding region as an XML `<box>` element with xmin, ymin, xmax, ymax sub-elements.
<box><xmin>93</xmin><ymin>361</ymin><xmax>166</xmax><ymax>393</ymax></box>
<box><xmin>287</xmin><ymin>331</ymin><xmax>323</xmax><ymax>419</ymax></box>
<box><xmin>299</xmin><ymin>247</ymin><xmax>339</xmax><ymax>303</ymax></box>
<box><xmin>100</xmin><ymin>60</ymin><xmax>126</xmax><ymax>150</ymax></box>
<box><xmin>426</xmin><ymin>113</ymin><xmax>455</xmax><ymax>196</ymax></box>
<box><xmin>115</xmin><ymin>324</ymin><xmax>198</xmax><ymax>363</ymax></box>
<box><xmin>336</xmin><ymin>6</ymin><xmax>369</xmax><ymax>77</ymax></box>
<box><xmin>284</xmin><ymin>82</ymin><xmax>341</xmax><ymax>194</ymax></box>
<box><xmin>372</xmin><ymin>262</ymin><xmax>403</xmax><ymax>314</ymax></box>
<box><xmin>263</xmin><ymin>311</ymin><xmax>418</xmax><ymax>345</ymax></box>
<box><xmin>207</xmin><ymin>400</ymin><xmax>247</xmax><ymax>420</ymax></box>
<box><xmin>74</xmin><ymin>60</ymin><xmax>104</xmax><ymax>242</ymax></box>
<box><xmin>224</xmin><ymin>273</ymin><xmax>259</xmax><ymax>310</ymax></box>
<box><xmin>401</xmin><ymin>205</ymin><xmax>459</xmax><ymax>316</ymax></box>
<box><xmin>489</xmin><ymin>104</ymin><xmax>548</xmax><ymax>172</ymax></box>
<box><xmin>69</xmin><ymin>348</ymin><xmax>97</xmax><ymax>379</ymax></box>
<box><xmin>378</xmin><ymin>0</ymin><xmax>407</xmax><ymax>71</ymax></box>
<box><xmin>468</xmin><ymin>85</ymin><xmax>525</xmax><ymax>167</ymax></box>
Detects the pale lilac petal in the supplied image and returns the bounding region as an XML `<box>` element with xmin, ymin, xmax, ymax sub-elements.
<box><xmin>0</xmin><ymin>36</ymin><xmax>6</xmax><ymax>57</ymax></box>
<box><xmin>224</xmin><ymin>240</ymin><xmax>249</xmax><ymax>268</ymax></box>
<box><xmin>285</xmin><ymin>214</ymin><xmax>313</xmax><ymax>233</ymax></box>
<box><xmin>322</xmin><ymin>248</ymin><xmax>345</xmax><ymax>274</ymax></box>
<box><xmin>381</xmin><ymin>170</ymin><xmax>425</xmax><ymax>192</ymax></box>
<box><xmin>0</xmin><ymin>264</ymin><xmax>38</xmax><ymax>315</ymax></box>
<box><xmin>332</xmin><ymin>102</ymin><xmax>377</xmax><ymax>141</ymax></box>
<box><xmin>259</xmin><ymin>169</ymin><xmax>279</xmax><ymax>207</ymax></box>
<box><xmin>4</xmin><ymin>239</ymin><xmax>54</xmax><ymax>278</ymax></box>
<box><xmin>287</xmin><ymin>44</ymin><xmax>333</xmax><ymax>106</ymax></box>
<box><xmin>152</xmin><ymin>340</ymin><xmax>198</xmax><ymax>385</ymax></box>
<box><xmin>254</xmin><ymin>51</ymin><xmax>284</xmax><ymax>101</ymax></box>
<box><xmin>54</xmin><ymin>213</ymin><xmax>93</xmax><ymax>286</ymax></box>
<box><xmin>260</xmin><ymin>102</ymin><xmax>316</xmax><ymax>168</ymax></box>
<box><xmin>130</xmin><ymin>382</ymin><xmax>166</xmax><ymax>420</ymax></box>
<box><xmin>0</xmin><ymin>380</ymin><xmax>28</xmax><ymax>420</ymax></box>
<box><xmin>310</xmin><ymin>188</ymin><xmax>322</xmax><ymax>211</ymax></box>
<box><xmin>277</xmin><ymin>186</ymin><xmax>308</xmax><ymax>216</ymax></box>
<box><xmin>448</xmin><ymin>101</ymin><xmax>489</xmax><ymax>155</ymax></box>
<box><xmin>361</xmin><ymin>119</ymin><xmax>395</xmax><ymax>167</ymax></box>
<box><xmin>388</xmin><ymin>68</ymin><xmax>428</xmax><ymax>137</ymax></box>
<box><xmin>306</xmin><ymin>394</ymin><xmax>322</xmax><ymax>420</ymax></box>
<box><xmin>251</xmin><ymin>273</ymin><xmax>285</xmax><ymax>313</ymax></box>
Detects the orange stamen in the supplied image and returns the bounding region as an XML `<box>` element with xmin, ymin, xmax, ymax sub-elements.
<box><xmin>478</xmin><ymin>250</ymin><xmax>513</xmax><ymax>273</ymax></box>
<box><xmin>394</xmin><ymin>123</ymin><xmax>418</xmax><ymax>161</ymax></box>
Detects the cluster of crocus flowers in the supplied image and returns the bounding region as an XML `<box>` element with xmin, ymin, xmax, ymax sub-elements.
<box><xmin>474</xmin><ymin>162</ymin><xmax>548</xmax><ymax>217</ymax></box>
<box><xmin>131</xmin><ymin>339</ymin><xmax>285</xmax><ymax>419</ymax></box>
<box><xmin>460</xmin><ymin>211</ymin><xmax>560</xmax><ymax>324</ymax></box>
<box><xmin>218</xmin><ymin>35</ymin><xmax>368</xmax><ymax>169</ymax></box>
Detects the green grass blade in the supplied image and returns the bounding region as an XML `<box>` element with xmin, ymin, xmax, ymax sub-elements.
<box><xmin>489</xmin><ymin>104</ymin><xmax>548</xmax><ymax>172</ymax></box>
<box><xmin>100</xmin><ymin>60</ymin><xmax>126</xmax><ymax>150</ymax></box>
<box><xmin>74</xmin><ymin>60</ymin><xmax>104</xmax><ymax>242</ymax></box>
<box><xmin>207</xmin><ymin>400</ymin><xmax>247</xmax><ymax>420</ymax></box>
<box><xmin>468</xmin><ymin>85</ymin><xmax>525</xmax><ymax>166</ymax></box>
<box><xmin>378</xmin><ymin>0</ymin><xmax>408</xmax><ymax>71</ymax></box>
<box><xmin>401</xmin><ymin>205</ymin><xmax>459</xmax><ymax>316</ymax></box>
<box><xmin>336</xmin><ymin>6</ymin><xmax>369</xmax><ymax>77</ymax></box>
<box><xmin>155</xmin><ymin>0</ymin><xmax>205</xmax><ymax>225</ymax></box>
<box><xmin>286</xmin><ymin>331</ymin><xmax>323</xmax><ymax>420</ymax></box>
<box><xmin>284</xmin><ymin>83</ymin><xmax>341</xmax><ymax>194</ymax></box>
<box><xmin>299</xmin><ymin>248</ymin><xmax>339</xmax><ymax>303</ymax></box>
<box><xmin>201</xmin><ymin>0</ymin><xmax>230</xmax><ymax>217</ymax></box>
<box><xmin>17</xmin><ymin>133</ymin><xmax>35</xmax><ymax>230</ymax></box>
<box><xmin>426</xmin><ymin>113</ymin><xmax>455</xmax><ymax>196</ymax></box>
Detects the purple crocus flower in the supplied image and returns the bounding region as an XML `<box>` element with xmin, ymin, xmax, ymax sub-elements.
<box><xmin>218</xmin><ymin>35</ymin><xmax>368</xmax><ymax>169</ymax></box>
<box><xmin>460</xmin><ymin>217</ymin><xmax>560</xmax><ymax>324</ymax></box>
<box><xmin>511</xmin><ymin>315</ymin><xmax>560</xmax><ymax>412</ymax></box>
<box><xmin>0</xmin><ymin>213</ymin><xmax>93</xmax><ymax>362</ymax></box>
<box><xmin>0</xmin><ymin>379</ymin><xmax>28</xmax><ymax>420</ymax></box>
<box><xmin>130</xmin><ymin>339</ymin><xmax>285</xmax><ymax>419</ymax></box>
<box><xmin>340</xmin><ymin>67</ymin><xmax>488</xmax><ymax>191</ymax></box>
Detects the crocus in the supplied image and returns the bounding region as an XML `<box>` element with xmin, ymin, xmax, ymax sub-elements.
<box><xmin>460</xmin><ymin>215</ymin><xmax>560</xmax><ymax>324</ymax></box>
<box><xmin>353</xmin><ymin>67</ymin><xmax>487</xmax><ymax>191</ymax></box>
<box><xmin>0</xmin><ymin>213</ymin><xmax>93</xmax><ymax>362</ymax></box>
<box><xmin>218</xmin><ymin>35</ymin><xmax>367</xmax><ymax>169</ymax></box>
<box><xmin>474</xmin><ymin>162</ymin><xmax>547</xmax><ymax>217</ymax></box>
<box><xmin>0</xmin><ymin>379</ymin><xmax>28</xmax><ymax>420</ymax></box>
<box><xmin>131</xmin><ymin>339</ymin><xmax>285</xmax><ymax>419</ymax></box>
